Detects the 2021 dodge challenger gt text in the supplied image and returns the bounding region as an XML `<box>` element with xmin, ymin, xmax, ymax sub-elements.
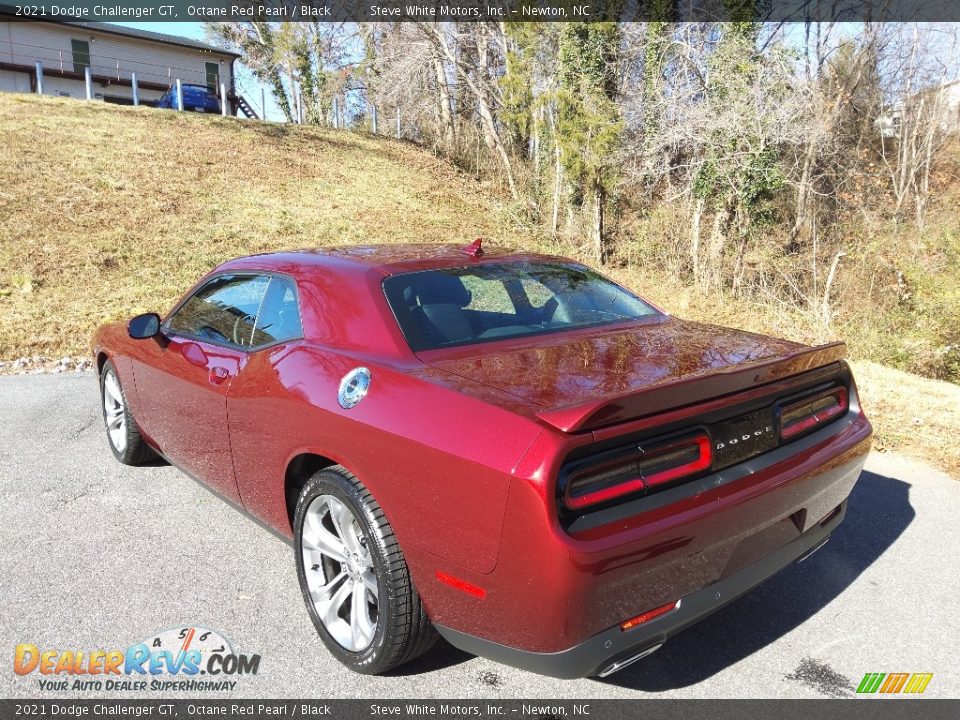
<box><xmin>92</xmin><ymin>241</ymin><xmax>872</xmax><ymax>678</ymax></box>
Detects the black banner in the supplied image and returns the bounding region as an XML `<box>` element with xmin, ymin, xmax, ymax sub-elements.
<box><xmin>1</xmin><ymin>700</ymin><xmax>958</xmax><ymax>720</ymax></box>
<box><xmin>2</xmin><ymin>0</ymin><xmax>960</xmax><ymax>22</ymax></box>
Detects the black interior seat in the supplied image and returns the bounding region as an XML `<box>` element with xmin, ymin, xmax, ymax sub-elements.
<box><xmin>413</xmin><ymin>274</ymin><xmax>474</xmax><ymax>344</ymax></box>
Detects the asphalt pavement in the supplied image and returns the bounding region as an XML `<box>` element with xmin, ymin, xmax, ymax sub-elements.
<box><xmin>1</xmin><ymin>372</ymin><xmax>957</xmax><ymax>699</ymax></box>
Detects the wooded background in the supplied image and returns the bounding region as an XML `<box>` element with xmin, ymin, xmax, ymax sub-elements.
<box><xmin>207</xmin><ymin>21</ymin><xmax>960</xmax><ymax>383</ymax></box>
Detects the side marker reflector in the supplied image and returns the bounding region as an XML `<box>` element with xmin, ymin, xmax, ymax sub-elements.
<box><xmin>620</xmin><ymin>600</ymin><xmax>680</xmax><ymax>631</ymax></box>
<box><xmin>435</xmin><ymin>570</ymin><xmax>486</xmax><ymax>599</ymax></box>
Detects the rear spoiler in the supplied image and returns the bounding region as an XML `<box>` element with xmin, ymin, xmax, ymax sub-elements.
<box><xmin>535</xmin><ymin>341</ymin><xmax>848</xmax><ymax>433</ymax></box>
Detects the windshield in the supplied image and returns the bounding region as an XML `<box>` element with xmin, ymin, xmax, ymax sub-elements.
<box><xmin>383</xmin><ymin>261</ymin><xmax>660</xmax><ymax>352</ymax></box>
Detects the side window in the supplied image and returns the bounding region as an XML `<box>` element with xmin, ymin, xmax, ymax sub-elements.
<box><xmin>252</xmin><ymin>277</ymin><xmax>303</xmax><ymax>346</ymax></box>
<box><xmin>167</xmin><ymin>275</ymin><xmax>269</xmax><ymax>347</ymax></box>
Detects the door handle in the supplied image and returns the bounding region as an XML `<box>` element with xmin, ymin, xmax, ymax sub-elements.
<box><xmin>208</xmin><ymin>366</ymin><xmax>231</xmax><ymax>384</ymax></box>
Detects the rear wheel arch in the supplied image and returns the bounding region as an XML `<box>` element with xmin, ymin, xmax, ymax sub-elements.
<box><xmin>283</xmin><ymin>452</ymin><xmax>414</xmax><ymax>579</ymax></box>
<box><xmin>285</xmin><ymin>453</ymin><xmax>338</xmax><ymax>529</ymax></box>
<box><xmin>95</xmin><ymin>351</ymin><xmax>109</xmax><ymax>376</ymax></box>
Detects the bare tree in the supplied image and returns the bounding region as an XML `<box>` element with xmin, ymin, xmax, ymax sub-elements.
<box><xmin>877</xmin><ymin>24</ymin><xmax>959</xmax><ymax>230</ymax></box>
<box><xmin>416</xmin><ymin>23</ymin><xmax>519</xmax><ymax>199</ymax></box>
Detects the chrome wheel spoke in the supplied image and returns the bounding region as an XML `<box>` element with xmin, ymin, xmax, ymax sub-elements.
<box><xmin>303</xmin><ymin>529</ymin><xmax>347</xmax><ymax>564</ymax></box>
<box><xmin>343</xmin><ymin>520</ymin><xmax>365</xmax><ymax>556</ymax></box>
<box><xmin>309</xmin><ymin>570</ymin><xmax>347</xmax><ymax>604</ymax></box>
<box><xmin>360</xmin><ymin>569</ymin><xmax>379</xmax><ymax>599</ymax></box>
<box><xmin>302</xmin><ymin>511</ymin><xmax>347</xmax><ymax>563</ymax></box>
<box><xmin>317</xmin><ymin>574</ymin><xmax>353</xmax><ymax>627</ymax></box>
<box><xmin>330</xmin><ymin>499</ymin><xmax>358</xmax><ymax>551</ymax></box>
<box><xmin>102</xmin><ymin>371</ymin><xmax>127</xmax><ymax>452</ymax></box>
<box><xmin>104</xmin><ymin>375</ymin><xmax>122</xmax><ymax>405</ymax></box>
<box><xmin>351</xmin><ymin>580</ymin><xmax>376</xmax><ymax>648</ymax></box>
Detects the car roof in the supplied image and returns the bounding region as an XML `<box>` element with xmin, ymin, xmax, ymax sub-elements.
<box><xmin>217</xmin><ymin>243</ymin><xmax>572</xmax><ymax>276</ymax></box>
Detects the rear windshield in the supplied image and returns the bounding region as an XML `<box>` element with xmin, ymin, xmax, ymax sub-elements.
<box><xmin>383</xmin><ymin>261</ymin><xmax>660</xmax><ymax>352</ymax></box>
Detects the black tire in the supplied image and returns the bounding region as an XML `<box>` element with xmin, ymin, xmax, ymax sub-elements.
<box><xmin>294</xmin><ymin>466</ymin><xmax>436</xmax><ymax>674</ymax></box>
<box><xmin>99</xmin><ymin>359</ymin><xmax>156</xmax><ymax>465</ymax></box>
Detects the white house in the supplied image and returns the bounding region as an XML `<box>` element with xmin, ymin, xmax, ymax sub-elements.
<box><xmin>875</xmin><ymin>80</ymin><xmax>960</xmax><ymax>138</ymax></box>
<box><xmin>0</xmin><ymin>15</ymin><xmax>254</xmax><ymax>115</ymax></box>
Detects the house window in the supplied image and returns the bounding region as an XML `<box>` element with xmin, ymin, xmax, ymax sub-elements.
<box><xmin>71</xmin><ymin>39</ymin><xmax>90</xmax><ymax>74</ymax></box>
<box><xmin>205</xmin><ymin>62</ymin><xmax>220</xmax><ymax>94</ymax></box>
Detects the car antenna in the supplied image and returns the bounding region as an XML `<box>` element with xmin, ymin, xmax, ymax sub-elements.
<box><xmin>463</xmin><ymin>237</ymin><xmax>484</xmax><ymax>259</ymax></box>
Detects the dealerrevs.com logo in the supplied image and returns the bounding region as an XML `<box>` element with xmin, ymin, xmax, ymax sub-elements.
<box><xmin>13</xmin><ymin>626</ymin><xmax>261</xmax><ymax>692</ymax></box>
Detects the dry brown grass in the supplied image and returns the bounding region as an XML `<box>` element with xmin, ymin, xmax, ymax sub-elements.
<box><xmin>1</xmin><ymin>93</ymin><xmax>957</xmax><ymax>477</ymax></box>
<box><xmin>849</xmin><ymin>360</ymin><xmax>960</xmax><ymax>477</ymax></box>
<box><xmin>0</xmin><ymin>94</ymin><xmax>520</xmax><ymax>357</ymax></box>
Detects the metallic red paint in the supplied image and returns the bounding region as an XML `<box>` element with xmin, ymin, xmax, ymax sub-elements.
<box><xmin>92</xmin><ymin>243</ymin><xmax>872</xmax><ymax>672</ymax></box>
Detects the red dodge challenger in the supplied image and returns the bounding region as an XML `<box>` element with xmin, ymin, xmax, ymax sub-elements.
<box><xmin>92</xmin><ymin>241</ymin><xmax>872</xmax><ymax>678</ymax></box>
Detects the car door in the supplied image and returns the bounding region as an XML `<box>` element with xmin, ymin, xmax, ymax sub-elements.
<box><xmin>224</xmin><ymin>275</ymin><xmax>305</xmax><ymax>518</ymax></box>
<box><xmin>132</xmin><ymin>274</ymin><xmax>271</xmax><ymax>504</ymax></box>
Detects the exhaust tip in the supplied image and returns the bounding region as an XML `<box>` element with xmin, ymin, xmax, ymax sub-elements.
<box><xmin>797</xmin><ymin>537</ymin><xmax>830</xmax><ymax>564</ymax></box>
<box><xmin>596</xmin><ymin>643</ymin><xmax>663</xmax><ymax>678</ymax></box>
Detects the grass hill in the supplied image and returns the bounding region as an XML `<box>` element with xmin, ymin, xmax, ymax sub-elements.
<box><xmin>0</xmin><ymin>93</ymin><xmax>517</xmax><ymax>359</ymax></box>
<box><xmin>1</xmin><ymin>92</ymin><xmax>957</xmax><ymax>477</ymax></box>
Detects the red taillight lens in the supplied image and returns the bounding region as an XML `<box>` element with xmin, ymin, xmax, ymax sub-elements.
<box><xmin>565</xmin><ymin>433</ymin><xmax>712</xmax><ymax>510</ymax></box>
<box><xmin>779</xmin><ymin>386</ymin><xmax>849</xmax><ymax>439</ymax></box>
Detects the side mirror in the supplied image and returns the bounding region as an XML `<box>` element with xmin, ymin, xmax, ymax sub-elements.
<box><xmin>128</xmin><ymin>313</ymin><xmax>161</xmax><ymax>340</ymax></box>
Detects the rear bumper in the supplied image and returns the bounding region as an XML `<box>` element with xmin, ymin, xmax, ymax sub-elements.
<box><xmin>418</xmin><ymin>408</ymin><xmax>871</xmax><ymax>668</ymax></box>
<box><xmin>436</xmin><ymin>498</ymin><xmax>844</xmax><ymax>678</ymax></box>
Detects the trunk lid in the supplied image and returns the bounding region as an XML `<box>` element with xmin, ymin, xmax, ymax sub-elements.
<box><xmin>418</xmin><ymin>317</ymin><xmax>846</xmax><ymax>432</ymax></box>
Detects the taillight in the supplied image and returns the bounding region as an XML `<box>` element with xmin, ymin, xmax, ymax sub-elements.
<box><xmin>564</xmin><ymin>433</ymin><xmax>712</xmax><ymax>510</ymax></box>
<box><xmin>779</xmin><ymin>386</ymin><xmax>849</xmax><ymax>440</ymax></box>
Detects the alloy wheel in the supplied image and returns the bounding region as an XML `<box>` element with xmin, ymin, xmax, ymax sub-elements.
<box><xmin>300</xmin><ymin>494</ymin><xmax>379</xmax><ymax>652</ymax></box>
<box><xmin>102</xmin><ymin>370</ymin><xmax>127</xmax><ymax>453</ymax></box>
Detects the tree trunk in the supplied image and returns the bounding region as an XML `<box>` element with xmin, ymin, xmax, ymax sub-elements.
<box><xmin>706</xmin><ymin>199</ymin><xmax>734</xmax><ymax>289</ymax></box>
<box><xmin>419</xmin><ymin>24</ymin><xmax>519</xmax><ymax>200</ymax></box>
<box><xmin>593</xmin><ymin>182</ymin><xmax>608</xmax><ymax>264</ymax></box>
<box><xmin>548</xmin><ymin>103</ymin><xmax>562</xmax><ymax>237</ymax></box>
<box><xmin>785</xmin><ymin>141</ymin><xmax>816</xmax><ymax>252</ymax></box>
<box><xmin>691</xmin><ymin>197</ymin><xmax>704</xmax><ymax>284</ymax></box>
<box><xmin>432</xmin><ymin>53</ymin><xmax>456</xmax><ymax>150</ymax></box>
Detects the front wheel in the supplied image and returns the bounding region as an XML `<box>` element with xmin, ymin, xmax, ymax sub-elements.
<box><xmin>294</xmin><ymin>466</ymin><xmax>436</xmax><ymax>674</ymax></box>
<box><xmin>100</xmin><ymin>359</ymin><xmax>156</xmax><ymax>465</ymax></box>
